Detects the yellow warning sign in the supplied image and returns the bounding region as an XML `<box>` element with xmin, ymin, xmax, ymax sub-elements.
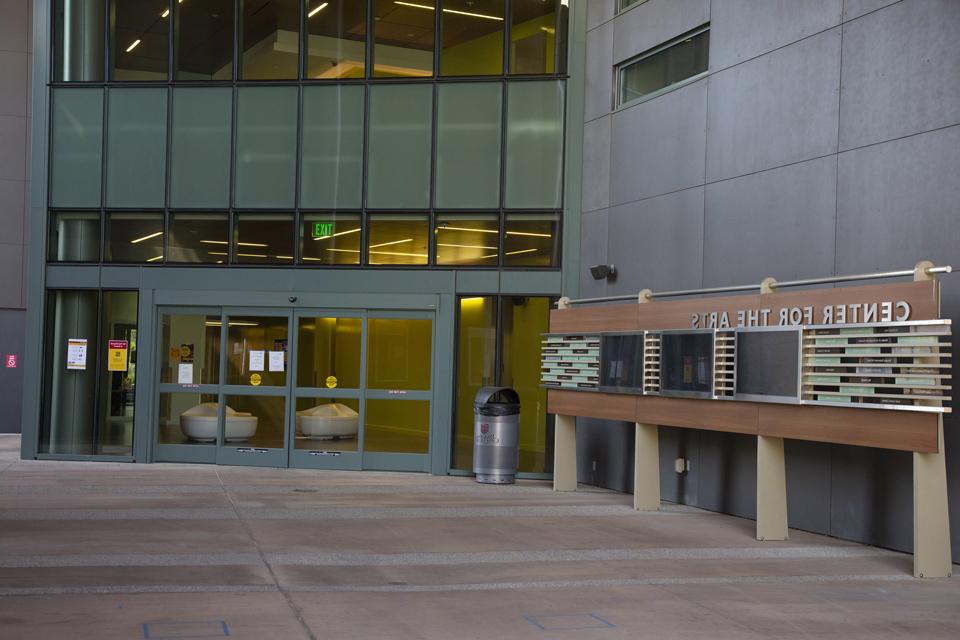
<box><xmin>107</xmin><ymin>340</ymin><xmax>128</xmax><ymax>372</ymax></box>
<box><xmin>325</xmin><ymin>375</ymin><xmax>338</xmax><ymax>389</ymax></box>
<box><xmin>250</xmin><ymin>373</ymin><xmax>262</xmax><ymax>386</ymax></box>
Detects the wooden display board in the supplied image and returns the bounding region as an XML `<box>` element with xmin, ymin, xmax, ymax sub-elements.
<box><xmin>545</xmin><ymin>276</ymin><xmax>952</xmax><ymax>578</ymax></box>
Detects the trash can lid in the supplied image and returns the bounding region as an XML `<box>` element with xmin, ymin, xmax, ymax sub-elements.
<box><xmin>474</xmin><ymin>387</ymin><xmax>520</xmax><ymax>416</ymax></box>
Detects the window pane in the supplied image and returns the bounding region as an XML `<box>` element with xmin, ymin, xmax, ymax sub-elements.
<box><xmin>159</xmin><ymin>391</ymin><xmax>219</xmax><ymax>445</ymax></box>
<box><xmin>367</xmin><ymin>84</ymin><xmax>433</xmax><ymax>209</ymax></box>
<box><xmin>105</xmin><ymin>213</ymin><xmax>165</xmax><ymax>263</ymax></box>
<box><xmin>170</xmin><ymin>88</ymin><xmax>233</xmax><ymax>208</ymax></box>
<box><xmin>364</xmin><ymin>399</ymin><xmax>430</xmax><ymax>453</ymax></box>
<box><xmin>160</xmin><ymin>314</ymin><xmax>221</xmax><ymax>385</ymax></box>
<box><xmin>53</xmin><ymin>0</ymin><xmax>105</xmax><ymax>81</ymax></box>
<box><xmin>504</xmin><ymin>80</ymin><xmax>564</xmax><ymax>208</ymax></box>
<box><xmin>435</xmin><ymin>214</ymin><xmax>499</xmax><ymax>266</ymax></box>
<box><xmin>510</xmin><ymin>0</ymin><xmax>558</xmax><ymax>74</ymax></box>
<box><xmin>40</xmin><ymin>290</ymin><xmax>99</xmax><ymax>455</ymax></box>
<box><xmin>235</xmin><ymin>87</ymin><xmax>299</xmax><ymax>208</ymax></box>
<box><xmin>452</xmin><ymin>296</ymin><xmax>496</xmax><ymax>469</ymax></box>
<box><xmin>367</xmin><ymin>318</ymin><xmax>433</xmax><ymax>390</ymax></box>
<box><xmin>50</xmin><ymin>88</ymin><xmax>103</xmax><ymax>208</ymax></box>
<box><xmin>106</xmin><ymin>88</ymin><xmax>168</xmax><ymax>208</ymax></box>
<box><xmin>305</xmin><ymin>0</ymin><xmax>367</xmax><ymax>79</ymax></box>
<box><xmin>111</xmin><ymin>0</ymin><xmax>170</xmax><ymax>80</ymax></box>
<box><xmin>504</xmin><ymin>213</ymin><xmax>559</xmax><ymax>267</ymax></box>
<box><xmin>97</xmin><ymin>291</ymin><xmax>138</xmax><ymax>456</ymax></box>
<box><xmin>373</xmin><ymin>0</ymin><xmax>434</xmax><ymax>77</ymax></box>
<box><xmin>500</xmin><ymin>296</ymin><xmax>553</xmax><ymax>473</ymax></box>
<box><xmin>175</xmin><ymin>0</ymin><xmax>234</xmax><ymax>80</ymax></box>
<box><xmin>300</xmin><ymin>213</ymin><xmax>361</xmax><ymax>265</ymax></box>
<box><xmin>295</xmin><ymin>397</ymin><xmax>360</xmax><ymax>451</ymax></box>
<box><xmin>168</xmin><ymin>213</ymin><xmax>229</xmax><ymax>263</ymax></box>
<box><xmin>301</xmin><ymin>85</ymin><xmax>364</xmax><ymax>209</ymax></box>
<box><xmin>367</xmin><ymin>214</ymin><xmax>429</xmax><ymax>265</ymax></box>
<box><xmin>439</xmin><ymin>0</ymin><xmax>504</xmax><ymax>76</ymax></box>
<box><xmin>241</xmin><ymin>0</ymin><xmax>300</xmax><ymax>79</ymax></box>
<box><xmin>224</xmin><ymin>395</ymin><xmax>286</xmax><ymax>448</ymax></box>
<box><xmin>296</xmin><ymin>316</ymin><xmax>362</xmax><ymax>388</ymax></box>
<box><xmin>226</xmin><ymin>316</ymin><xmax>289</xmax><ymax>388</ymax></box>
<box><xmin>234</xmin><ymin>213</ymin><xmax>295</xmax><ymax>264</ymax></box>
<box><xmin>435</xmin><ymin>83</ymin><xmax>501</xmax><ymax>208</ymax></box>
<box><xmin>619</xmin><ymin>29</ymin><xmax>709</xmax><ymax>105</ymax></box>
<box><xmin>48</xmin><ymin>212</ymin><xmax>100</xmax><ymax>262</ymax></box>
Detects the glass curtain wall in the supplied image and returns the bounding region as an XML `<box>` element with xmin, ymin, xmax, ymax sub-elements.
<box><xmin>453</xmin><ymin>295</ymin><xmax>553</xmax><ymax>473</ymax></box>
<box><xmin>40</xmin><ymin>290</ymin><xmax>139</xmax><ymax>456</ymax></box>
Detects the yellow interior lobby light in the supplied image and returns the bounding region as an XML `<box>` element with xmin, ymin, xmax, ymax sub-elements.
<box><xmin>394</xmin><ymin>1</ymin><xmax>503</xmax><ymax>21</ymax></box>
<box><xmin>130</xmin><ymin>231</ymin><xmax>162</xmax><ymax>244</ymax></box>
<box><xmin>308</xmin><ymin>2</ymin><xmax>329</xmax><ymax>18</ymax></box>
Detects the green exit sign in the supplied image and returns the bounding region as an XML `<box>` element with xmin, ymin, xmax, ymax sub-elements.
<box><xmin>311</xmin><ymin>222</ymin><xmax>334</xmax><ymax>238</ymax></box>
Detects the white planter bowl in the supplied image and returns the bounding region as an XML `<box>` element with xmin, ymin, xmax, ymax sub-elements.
<box><xmin>180</xmin><ymin>403</ymin><xmax>258</xmax><ymax>443</ymax></box>
<box><xmin>296</xmin><ymin>403</ymin><xmax>359</xmax><ymax>440</ymax></box>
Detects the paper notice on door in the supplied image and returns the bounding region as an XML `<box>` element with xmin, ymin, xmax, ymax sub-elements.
<box><xmin>178</xmin><ymin>363</ymin><xmax>194</xmax><ymax>384</ymax></box>
<box><xmin>66</xmin><ymin>338</ymin><xmax>87</xmax><ymax>370</ymax></box>
<box><xmin>249</xmin><ymin>350</ymin><xmax>265</xmax><ymax>372</ymax></box>
<box><xmin>268</xmin><ymin>350</ymin><xmax>285</xmax><ymax>372</ymax></box>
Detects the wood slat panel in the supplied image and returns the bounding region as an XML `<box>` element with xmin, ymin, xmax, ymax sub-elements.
<box><xmin>550</xmin><ymin>305</ymin><xmax>638</xmax><ymax>333</ymax></box>
<box><xmin>636</xmin><ymin>396</ymin><xmax>759</xmax><ymax>435</ymax></box>
<box><xmin>758</xmin><ymin>404</ymin><xmax>939</xmax><ymax>453</ymax></box>
<box><xmin>547</xmin><ymin>390</ymin><xmax>637</xmax><ymax>422</ymax></box>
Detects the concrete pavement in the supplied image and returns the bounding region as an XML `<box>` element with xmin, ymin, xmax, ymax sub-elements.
<box><xmin>1</xmin><ymin>434</ymin><xmax>958</xmax><ymax>639</ymax></box>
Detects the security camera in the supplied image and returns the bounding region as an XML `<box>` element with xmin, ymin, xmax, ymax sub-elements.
<box><xmin>590</xmin><ymin>264</ymin><xmax>616</xmax><ymax>281</ymax></box>
<box><xmin>288</xmin><ymin>296</ymin><xmax>298</xmax><ymax>303</ymax></box>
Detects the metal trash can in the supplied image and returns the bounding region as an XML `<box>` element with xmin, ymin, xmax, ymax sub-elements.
<box><xmin>473</xmin><ymin>387</ymin><xmax>520</xmax><ymax>484</ymax></box>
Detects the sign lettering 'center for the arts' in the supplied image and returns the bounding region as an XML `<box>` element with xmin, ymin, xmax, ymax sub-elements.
<box><xmin>691</xmin><ymin>300</ymin><xmax>911</xmax><ymax>329</ymax></box>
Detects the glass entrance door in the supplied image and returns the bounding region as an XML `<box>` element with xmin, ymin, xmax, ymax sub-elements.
<box><xmin>155</xmin><ymin>305</ymin><xmax>436</xmax><ymax>471</ymax></box>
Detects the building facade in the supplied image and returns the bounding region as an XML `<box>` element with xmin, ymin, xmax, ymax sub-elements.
<box><xmin>0</xmin><ymin>0</ymin><xmax>32</xmax><ymax>434</ymax></box>
<box><xmin>578</xmin><ymin>0</ymin><xmax>960</xmax><ymax>557</ymax></box>
<box><xmin>21</xmin><ymin>0</ymin><xmax>584</xmax><ymax>477</ymax></box>
<box><xmin>20</xmin><ymin>0</ymin><xmax>960</xmax><ymax>560</ymax></box>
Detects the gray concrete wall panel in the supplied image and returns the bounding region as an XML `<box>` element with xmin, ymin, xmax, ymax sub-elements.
<box><xmin>835</xmin><ymin>125</ymin><xmax>960</xmax><ymax>273</ymax></box>
<box><xmin>606</xmin><ymin>187</ymin><xmax>705</xmax><ymax>296</ymax></box>
<box><xmin>584</xmin><ymin>22</ymin><xmax>613</xmax><ymax>122</ymax></box>
<box><xmin>582</xmin><ymin>116</ymin><xmax>611</xmax><ymax>212</ymax></box>
<box><xmin>0</xmin><ymin>50</ymin><xmax>29</xmax><ymax>117</ymax></box>
<box><xmin>0</xmin><ymin>0</ymin><xmax>30</xmax><ymax>52</ymax></box>
<box><xmin>612</xmin><ymin>0</ymin><xmax>710</xmax><ymax>64</ymax></box>
<box><xmin>0</xmin><ymin>115</ymin><xmax>27</xmax><ymax>182</ymax></box>
<box><xmin>702</xmin><ymin>156</ymin><xmax>838</xmax><ymax>286</ymax></box>
<box><xmin>839</xmin><ymin>0</ymin><xmax>960</xmax><ymax>151</ymax></box>
<box><xmin>695</xmin><ymin>431</ymin><xmax>757</xmax><ymax>519</ymax></box>
<box><xmin>587</xmin><ymin>0</ymin><xmax>616</xmax><ymax>32</ymax></box>
<box><xmin>784</xmin><ymin>440</ymin><xmax>832</xmax><ymax>535</ymax></box>
<box><xmin>710</xmin><ymin>0</ymin><xmax>842</xmax><ymax>70</ymax></box>
<box><xmin>579</xmin><ymin>209</ymin><xmax>608</xmax><ymax>299</ymax></box>
<box><xmin>0</xmin><ymin>243</ymin><xmax>23</xmax><ymax>307</ymax></box>
<box><xmin>0</xmin><ymin>308</ymin><xmax>24</xmax><ymax>433</ymax></box>
<box><xmin>0</xmin><ymin>178</ymin><xmax>25</xmax><ymax>245</ymax></box>
<box><xmin>610</xmin><ymin>79</ymin><xmax>707</xmax><ymax>205</ymax></box>
<box><xmin>842</xmin><ymin>0</ymin><xmax>903</xmax><ymax>21</ymax></box>
<box><xmin>705</xmin><ymin>29</ymin><xmax>841</xmax><ymax>182</ymax></box>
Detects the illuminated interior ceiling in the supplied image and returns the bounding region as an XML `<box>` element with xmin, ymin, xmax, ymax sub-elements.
<box><xmin>115</xmin><ymin>1</ymin><xmax>558</xmax><ymax>80</ymax></box>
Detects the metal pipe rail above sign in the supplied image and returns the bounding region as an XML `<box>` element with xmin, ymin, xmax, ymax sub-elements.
<box><xmin>560</xmin><ymin>264</ymin><xmax>954</xmax><ymax>306</ymax></box>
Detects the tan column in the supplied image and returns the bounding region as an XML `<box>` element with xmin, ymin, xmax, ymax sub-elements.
<box><xmin>553</xmin><ymin>414</ymin><xmax>578</xmax><ymax>492</ymax></box>
<box><xmin>634</xmin><ymin>422</ymin><xmax>660</xmax><ymax>510</ymax></box>
<box><xmin>756</xmin><ymin>276</ymin><xmax>789</xmax><ymax>540</ymax></box>
<box><xmin>911</xmin><ymin>260</ymin><xmax>952</xmax><ymax>577</ymax></box>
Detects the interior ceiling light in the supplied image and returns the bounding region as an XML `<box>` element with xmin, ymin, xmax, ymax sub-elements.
<box><xmin>274</xmin><ymin>256</ymin><xmax>294</xmax><ymax>260</ymax></box>
<box><xmin>436</xmin><ymin>226</ymin><xmax>498</xmax><ymax>234</ymax></box>
<box><xmin>146</xmin><ymin>255</ymin><xmax>163</xmax><ymax>262</ymax></box>
<box><xmin>437</xmin><ymin>243</ymin><xmax>497</xmax><ymax>250</ymax></box>
<box><xmin>308</xmin><ymin>2</ymin><xmax>329</xmax><ymax>18</ymax></box>
<box><xmin>313</xmin><ymin>227</ymin><xmax>360</xmax><ymax>241</ymax></box>
<box><xmin>200</xmin><ymin>240</ymin><xmax>268</xmax><ymax>247</ymax></box>
<box><xmin>236</xmin><ymin>253</ymin><xmax>269</xmax><ymax>258</ymax></box>
<box><xmin>394</xmin><ymin>1</ymin><xmax>503</xmax><ymax>21</ymax></box>
<box><xmin>125</xmin><ymin>39</ymin><xmax>141</xmax><ymax>53</ymax></box>
<box><xmin>506</xmin><ymin>248</ymin><xmax>538</xmax><ymax>255</ymax></box>
<box><xmin>161</xmin><ymin>8</ymin><xmax>169</xmax><ymax>18</ymax></box>
<box><xmin>130</xmin><ymin>231</ymin><xmax>162</xmax><ymax>244</ymax></box>
<box><xmin>506</xmin><ymin>231</ymin><xmax>552</xmax><ymax>238</ymax></box>
<box><xmin>207</xmin><ymin>251</ymin><xmax>228</xmax><ymax>256</ymax></box>
<box><xmin>369</xmin><ymin>238</ymin><xmax>413</xmax><ymax>248</ymax></box>
<box><xmin>205</xmin><ymin>321</ymin><xmax>259</xmax><ymax>327</ymax></box>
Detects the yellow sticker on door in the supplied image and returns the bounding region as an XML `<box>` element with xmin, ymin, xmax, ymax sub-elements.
<box><xmin>325</xmin><ymin>375</ymin><xmax>338</xmax><ymax>388</ymax></box>
<box><xmin>250</xmin><ymin>373</ymin><xmax>262</xmax><ymax>386</ymax></box>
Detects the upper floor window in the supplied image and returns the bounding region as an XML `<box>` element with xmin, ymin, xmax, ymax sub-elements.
<box><xmin>618</xmin><ymin>0</ymin><xmax>649</xmax><ymax>11</ymax></box>
<box><xmin>616</xmin><ymin>25</ymin><xmax>709</xmax><ymax>108</ymax></box>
